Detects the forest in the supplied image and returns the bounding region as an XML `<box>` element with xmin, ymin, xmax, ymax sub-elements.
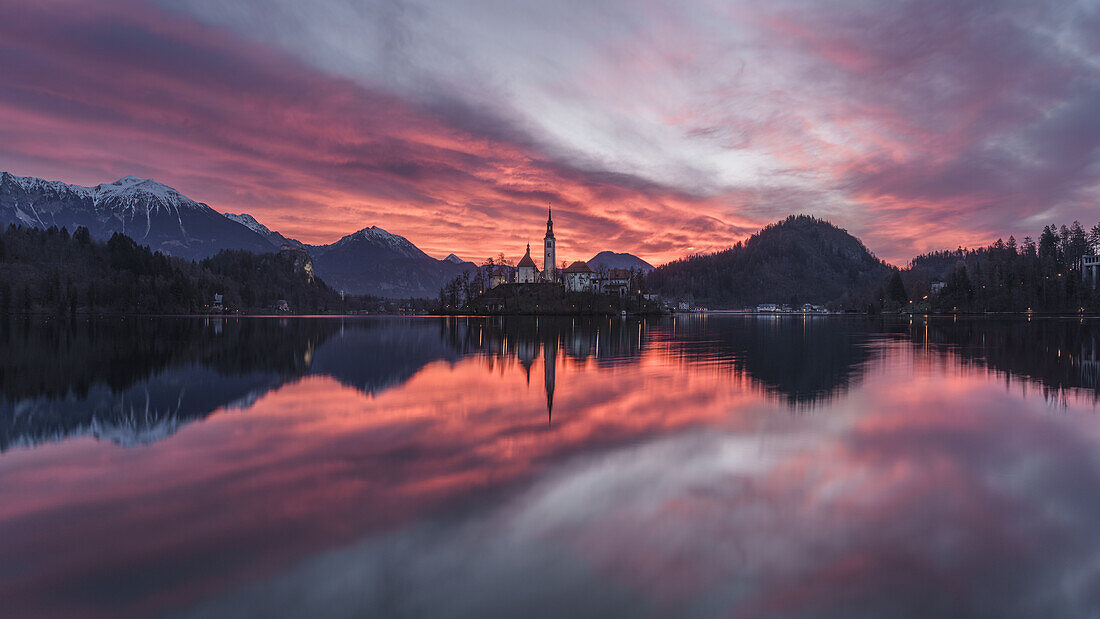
<box><xmin>0</xmin><ymin>224</ymin><xmax>432</xmax><ymax>314</ymax></box>
<box><xmin>644</xmin><ymin>215</ymin><xmax>1100</xmax><ymax>314</ymax></box>
<box><xmin>901</xmin><ymin>221</ymin><xmax>1100</xmax><ymax>313</ymax></box>
<box><xmin>643</xmin><ymin>215</ymin><xmax>891</xmax><ymax>309</ymax></box>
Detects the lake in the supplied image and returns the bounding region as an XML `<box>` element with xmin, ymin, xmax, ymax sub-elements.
<box><xmin>2</xmin><ymin>314</ymin><xmax>1100</xmax><ymax>618</ymax></box>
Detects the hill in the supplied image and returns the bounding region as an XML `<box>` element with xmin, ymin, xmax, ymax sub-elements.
<box><xmin>645</xmin><ymin>215</ymin><xmax>892</xmax><ymax>308</ymax></box>
<box><xmin>588</xmin><ymin>251</ymin><xmax>654</xmax><ymax>273</ymax></box>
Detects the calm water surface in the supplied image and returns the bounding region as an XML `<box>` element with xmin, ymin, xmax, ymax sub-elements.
<box><xmin>2</xmin><ymin>315</ymin><xmax>1100</xmax><ymax>618</ymax></box>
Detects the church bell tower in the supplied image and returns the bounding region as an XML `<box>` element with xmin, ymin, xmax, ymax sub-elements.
<box><xmin>543</xmin><ymin>204</ymin><xmax>556</xmax><ymax>281</ymax></box>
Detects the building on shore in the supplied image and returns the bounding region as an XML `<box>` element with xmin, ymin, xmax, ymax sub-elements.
<box><xmin>563</xmin><ymin>260</ymin><xmax>595</xmax><ymax>292</ymax></box>
<box><xmin>601</xmin><ymin>268</ymin><xmax>631</xmax><ymax>296</ymax></box>
<box><xmin>488</xmin><ymin>267</ymin><xmax>509</xmax><ymax>289</ymax></box>
<box><xmin>1083</xmin><ymin>255</ymin><xmax>1100</xmax><ymax>289</ymax></box>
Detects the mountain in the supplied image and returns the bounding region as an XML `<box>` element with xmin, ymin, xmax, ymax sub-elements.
<box><xmin>0</xmin><ymin>172</ymin><xmax>275</xmax><ymax>259</ymax></box>
<box><xmin>308</xmin><ymin>226</ymin><xmax>473</xmax><ymax>298</ymax></box>
<box><xmin>0</xmin><ymin>171</ymin><xmax>473</xmax><ymax>298</ymax></box>
<box><xmin>646</xmin><ymin>215</ymin><xmax>892</xmax><ymax>308</ymax></box>
<box><xmin>224</xmin><ymin>213</ymin><xmax>303</xmax><ymax>249</ymax></box>
<box><xmin>588</xmin><ymin>251</ymin><xmax>654</xmax><ymax>273</ymax></box>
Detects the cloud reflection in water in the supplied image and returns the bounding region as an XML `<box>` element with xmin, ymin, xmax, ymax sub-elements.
<box><xmin>1</xmin><ymin>316</ymin><xmax>1099</xmax><ymax>617</ymax></box>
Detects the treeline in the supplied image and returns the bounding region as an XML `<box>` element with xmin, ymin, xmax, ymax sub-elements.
<box><xmin>900</xmin><ymin>221</ymin><xmax>1100</xmax><ymax>313</ymax></box>
<box><xmin>0</xmin><ymin>224</ymin><xmax>432</xmax><ymax>314</ymax></box>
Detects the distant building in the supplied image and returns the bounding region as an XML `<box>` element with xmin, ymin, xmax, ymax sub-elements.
<box><xmin>563</xmin><ymin>260</ymin><xmax>595</xmax><ymax>292</ymax></box>
<box><xmin>516</xmin><ymin>244</ymin><xmax>539</xmax><ymax>283</ymax></box>
<box><xmin>488</xmin><ymin>267</ymin><xmax>509</xmax><ymax>289</ymax></box>
<box><xmin>212</xmin><ymin>293</ymin><xmax>224</xmax><ymax>312</ymax></box>
<box><xmin>1082</xmin><ymin>255</ymin><xmax>1100</xmax><ymax>289</ymax></box>
<box><xmin>275</xmin><ymin>299</ymin><xmax>290</xmax><ymax>313</ymax></box>
<box><xmin>930</xmin><ymin>281</ymin><xmax>947</xmax><ymax>294</ymax></box>
<box><xmin>601</xmin><ymin>268</ymin><xmax>631</xmax><ymax>296</ymax></box>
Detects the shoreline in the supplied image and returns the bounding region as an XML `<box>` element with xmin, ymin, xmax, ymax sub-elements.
<box><xmin>3</xmin><ymin>311</ymin><xmax>1099</xmax><ymax>319</ymax></box>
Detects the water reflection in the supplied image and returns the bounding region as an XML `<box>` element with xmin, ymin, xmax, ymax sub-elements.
<box><xmin>657</xmin><ymin>314</ymin><xmax>881</xmax><ymax>407</ymax></box>
<box><xmin>1</xmin><ymin>315</ymin><xmax>1099</xmax><ymax>617</ymax></box>
<box><xmin>898</xmin><ymin>316</ymin><xmax>1100</xmax><ymax>402</ymax></box>
<box><xmin>4</xmin><ymin>315</ymin><xmax>1100</xmax><ymax>451</ymax></box>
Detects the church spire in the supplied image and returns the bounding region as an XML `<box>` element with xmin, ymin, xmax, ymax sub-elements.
<box><xmin>544</xmin><ymin>203</ymin><xmax>554</xmax><ymax>240</ymax></box>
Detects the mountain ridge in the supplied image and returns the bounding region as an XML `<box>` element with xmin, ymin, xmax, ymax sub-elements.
<box><xmin>0</xmin><ymin>172</ymin><xmax>476</xmax><ymax>298</ymax></box>
<box><xmin>307</xmin><ymin>226</ymin><xmax>474</xmax><ymax>297</ymax></box>
<box><xmin>224</xmin><ymin>213</ymin><xmax>303</xmax><ymax>248</ymax></box>
<box><xmin>0</xmin><ymin>171</ymin><xmax>275</xmax><ymax>259</ymax></box>
<box><xmin>2</xmin><ymin>173</ymin><xmax>892</xmax><ymax>304</ymax></box>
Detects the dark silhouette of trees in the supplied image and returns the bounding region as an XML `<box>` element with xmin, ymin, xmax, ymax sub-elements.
<box><xmin>907</xmin><ymin>220</ymin><xmax>1100</xmax><ymax>312</ymax></box>
<box><xmin>887</xmin><ymin>271</ymin><xmax>908</xmax><ymax>306</ymax></box>
<box><xmin>644</xmin><ymin>215</ymin><xmax>891</xmax><ymax>308</ymax></box>
<box><xmin>0</xmin><ymin>224</ymin><xmax>429</xmax><ymax>314</ymax></box>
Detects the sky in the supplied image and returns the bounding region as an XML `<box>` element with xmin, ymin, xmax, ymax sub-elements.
<box><xmin>1</xmin><ymin>0</ymin><xmax>1099</xmax><ymax>265</ymax></box>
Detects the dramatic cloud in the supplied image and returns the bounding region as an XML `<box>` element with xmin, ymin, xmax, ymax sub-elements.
<box><xmin>1</xmin><ymin>0</ymin><xmax>1099</xmax><ymax>263</ymax></box>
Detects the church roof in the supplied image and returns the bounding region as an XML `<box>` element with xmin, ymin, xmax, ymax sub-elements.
<box><xmin>517</xmin><ymin>244</ymin><xmax>537</xmax><ymax>268</ymax></box>
<box><xmin>563</xmin><ymin>260</ymin><xmax>594</xmax><ymax>273</ymax></box>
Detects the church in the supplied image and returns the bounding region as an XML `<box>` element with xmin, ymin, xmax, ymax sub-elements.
<box><xmin>512</xmin><ymin>206</ymin><xmax>558</xmax><ymax>284</ymax></box>
<box><xmin>488</xmin><ymin>205</ymin><xmax>633</xmax><ymax>296</ymax></box>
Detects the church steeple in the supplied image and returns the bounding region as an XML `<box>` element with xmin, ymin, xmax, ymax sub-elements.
<box><xmin>543</xmin><ymin>203</ymin><xmax>556</xmax><ymax>279</ymax></box>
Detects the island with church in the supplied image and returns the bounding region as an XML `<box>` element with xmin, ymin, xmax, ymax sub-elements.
<box><xmin>438</xmin><ymin>207</ymin><xmax>666</xmax><ymax>315</ymax></box>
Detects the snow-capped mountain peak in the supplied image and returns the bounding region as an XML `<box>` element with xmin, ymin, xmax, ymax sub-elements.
<box><xmin>1</xmin><ymin>171</ymin><xmax>86</xmax><ymax>196</ymax></box>
<box><xmin>331</xmin><ymin>225</ymin><xmax>429</xmax><ymax>259</ymax></box>
<box><xmin>444</xmin><ymin>253</ymin><xmax>465</xmax><ymax>264</ymax></box>
<box><xmin>93</xmin><ymin>176</ymin><xmax>194</xmax><ymax>208</ymax></box>
<box><xmin>0</xmin><ymin>171</ymin><xmax>276</xmax><ymax>259</ymax></box>
<box><xmin>225</xmin><ymin>212</ymin><xmax>271</xmax><ymax>236</ymax></box>
<box><xmin>224</xmin><ymin>213</ymin><xmax>302</xmax><ymax>248</ymax></box>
